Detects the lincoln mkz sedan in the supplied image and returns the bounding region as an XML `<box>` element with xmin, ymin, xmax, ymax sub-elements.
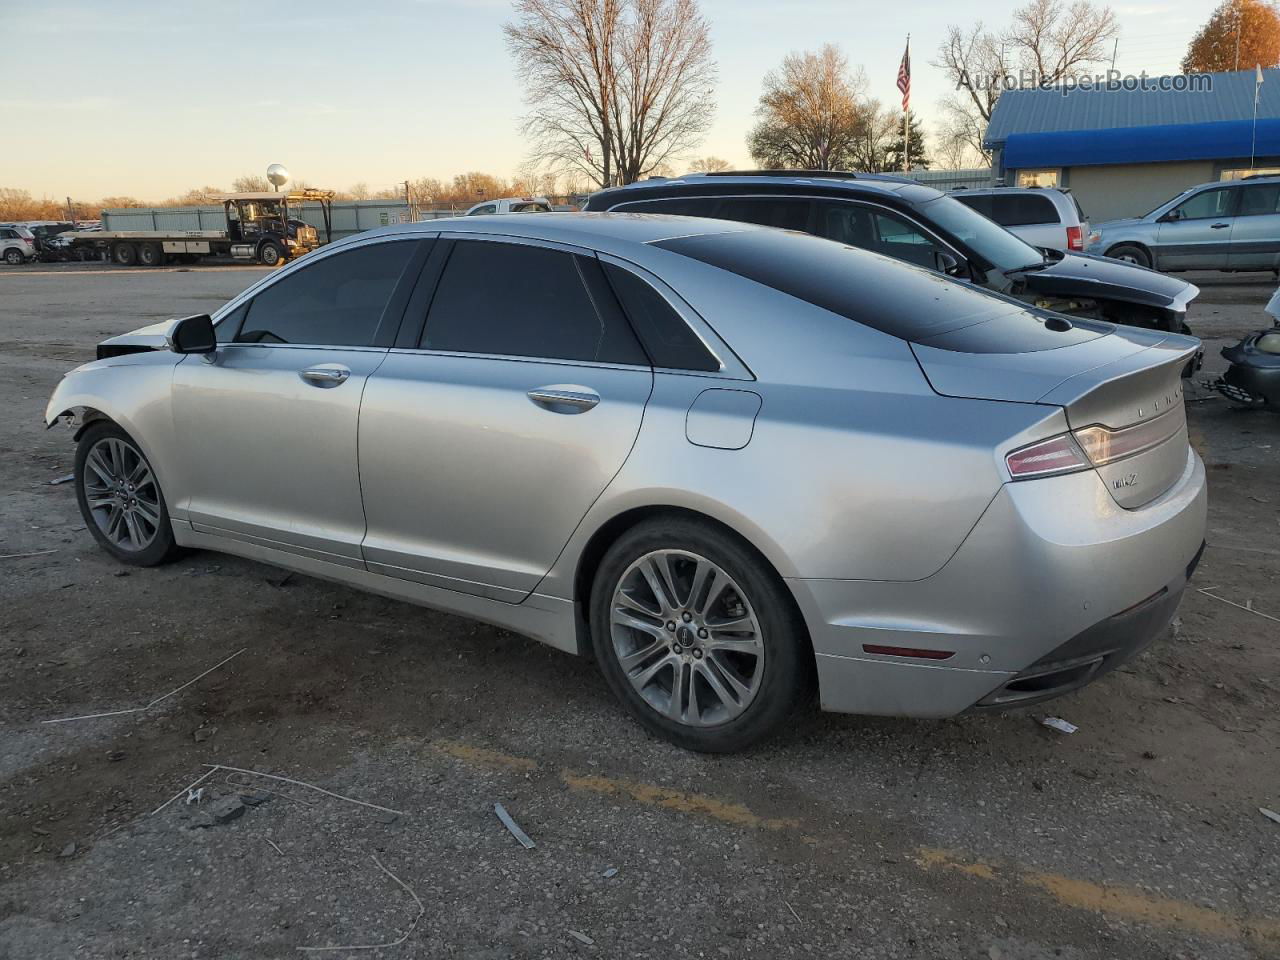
<box><xmin>46</xmin><ymin>214</ymin><xmax>1207</xmax><ymax>752</ymax></box>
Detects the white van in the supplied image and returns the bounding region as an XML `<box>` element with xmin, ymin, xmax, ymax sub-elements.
<box><xmin>950</xmin><ymin>187</ymin><xmax>1089</xmax><ymax>253</ymax></box>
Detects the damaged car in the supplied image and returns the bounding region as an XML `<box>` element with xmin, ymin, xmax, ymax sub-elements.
<box><xmin>46</xmin><ymin>214</ymin><xmax>1206</xmax><ymax>752</ymax></box>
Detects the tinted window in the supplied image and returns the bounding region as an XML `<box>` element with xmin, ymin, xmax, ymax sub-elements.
<box><xmin>602</xmin><ymin>263</ymin><xmax>718</xmax><ymax>371</ymax></box>
<box><xmin>614</xmin><ymin>198</ymin><xmax>718</xmax><ymax>217</ymax></box>
<box><xmin>813</xmin><ymin>202</ymin><xmax>947</xmax><ymax>270</ymax></box>
<box><xmin>215</xmin><ymin>302</ymin><xmax>249</xmax><ymax>343</ymax></box>
<box><xmin>236</xmin><ymin>241</ymin><xmax>416</xmax><ymax>346</ymax></box>
<box><xmin>657</xmin><ymin>228</ymin><xmax>1028</xmax><ymax>342</ymax></box>
<box><xmin>1237</xmin><ymin>184</ymin><xmax>1280</xmax><ymax>217</ymax></box>
<box><xmin>421</xmin><ymin>240</ymin><xmax>646</xmax><ymax>364</ymax></box>
<box><xmin>952</xmin><ymin>193</ymin><xmax>993</xmax><ymax>217</ymax></box>
<box><xmin>1172</xmin><ymin>188</ymin><xmax>1233</xmax><ymax>220</ymax></box>
<box><xmin>914</xmin><ymin>195</ymin><xmax>1043</xmax><ymax>272</ymax></box>
<box><xmin>0</xmin><ymin>229</ymin><xmax>14</xmax><ymax>238</ymax></box>
<box><xmin>710</xmin><ymin>198</ymin><xmax>811</xmax><ymax>231</ymax></box>
<box><xmin>989</xmin><ymin>193</ymin><xmax>1058</xmax><ymax>226</ymax></box>
<box><xmin>468</xmin><ymin>204</ymin><xmax>497</xmax><ymax>216</ymax></box>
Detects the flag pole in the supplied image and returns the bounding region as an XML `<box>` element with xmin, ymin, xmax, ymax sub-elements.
<box><xmin>903</xmin><ymin>34</ymin><xmax>911</xmax><ymax>174</ymax></box>
<box><xmin>1253</xmin><ymin>64</ymin><xmax>1264</xmax><ymax>171</ymax></box>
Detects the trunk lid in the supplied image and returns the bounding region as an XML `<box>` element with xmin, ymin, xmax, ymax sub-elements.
<box><xmin>912</xmin><ymin>320</ymin><xmax>1199</xmax><ymax>508</ymax></box>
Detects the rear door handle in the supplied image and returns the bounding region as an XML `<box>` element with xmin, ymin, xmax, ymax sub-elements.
<box><xmin>1210</xmin><ymin>222</ymin><xmax>1231</xmax><ymax>229</ymax></box>
<box><xmin>299</xmin><ymin>364</ymin><xmax>351</xmax><ymax>387</ymax></box>
<box><xmin>527</xmin><ymin>386</ymin><xmax>600</xmax><ymax>413</ymax></box>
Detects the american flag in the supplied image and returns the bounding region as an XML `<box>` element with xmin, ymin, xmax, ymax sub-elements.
<box><xmin>896</xmin><ymin>40</ymin><xmax>911</xmax><ymax>112</ymax></box>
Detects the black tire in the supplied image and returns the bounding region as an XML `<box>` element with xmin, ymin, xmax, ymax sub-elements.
<box><xmin>74</xmin><ymin>422</ymin><xmax>182</xmax><ymax>567</ymax></box>
<box><xmin>112</xmin><ymin>242</ymin><xmax>138</xmax><ymax>267</ymax></box>
<box><xmin>4</xmin><ymin>248</ymin><xmax>24</xmax><ymax>265</ymax></box>
<box><xmin>137</xmin><ymin>241</ymin><xmax>164</xmax><ymax>267</ymax></box>
<box><xmin>589</xmin><ymin>516</ymin><xmax>812</xmax><ymax>753</ymax></box>
<box><xmin>1107</xmin><ymin>243</ymin><xmax>1152</xmax><ymax>269</ymax></box>
<box><xmin>258</xmin><ymin>242</ymin><xmax>283</xmax><ymax>266</ymax></box>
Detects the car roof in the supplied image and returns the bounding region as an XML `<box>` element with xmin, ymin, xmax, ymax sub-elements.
<box><xmin>354</xmin><ymin>211</ymin><xmax>761</xmax><ymax>250</ymax></box>
<box><xmin>592</xmin><ymin>172</ymin><xmax>947</xmax><ymax>205</ymax></box>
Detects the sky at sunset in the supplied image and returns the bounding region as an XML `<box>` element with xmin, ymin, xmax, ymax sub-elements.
<box><xmin>4</xmin><ymin>0</ymin><xmax>1206</xmax><ymax>201</ymax></box>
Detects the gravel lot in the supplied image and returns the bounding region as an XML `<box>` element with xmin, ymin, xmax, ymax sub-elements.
<box><xmin>1</xmin><ymin>262</ymin><xmax>1278</xmax><ymax>959</ymax></box>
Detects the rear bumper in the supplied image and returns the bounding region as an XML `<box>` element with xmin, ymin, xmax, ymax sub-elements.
<box><xmin>791</xmin><ymin>447</ymin><xmax>1207</xmax><ymax>717</ymax></box>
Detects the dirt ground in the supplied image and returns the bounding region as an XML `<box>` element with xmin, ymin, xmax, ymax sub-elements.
<box><xmin>1</xmin><ymin>262</ymin><xmax>1277</xmax><ymax>960</ymax></box>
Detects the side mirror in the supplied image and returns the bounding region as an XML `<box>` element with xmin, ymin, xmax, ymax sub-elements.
<box><xmin>935</xmin><ymin>251</ymin><xmax>964</xmax><ymax>277</ymax></box>
<box><xmin>169</xmin><ymin>314</ymin><xmax>216</xmax><ymax>354</ymax></box>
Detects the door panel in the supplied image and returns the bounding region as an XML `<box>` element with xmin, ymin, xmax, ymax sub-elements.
<box><xmin>1228</xmin><ymin>183</ymin><xmax>1280</xmax><ymax>270</ymax></box>
<box><xmin>358</xmin><ymin>354</ymin><xmax>652</xmax><ymax>600</ymax></box>
<box><xmin>1155</xmin><ymin>187</ymin><xmax>1235</xmax><ymax>269</ymax></box>
<box><xmin>169</xmin><ymin>238</ymin><xmax>424</xmax><ymax>564</ymax></box>
<box><xmin>172</xmin><ymin>346</ymin><xmax>387</xmax><ymax>565</ymax></box>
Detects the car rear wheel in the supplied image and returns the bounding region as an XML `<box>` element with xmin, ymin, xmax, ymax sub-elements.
<box><xmin>3</xmin><ymin>248</ymin><xmax>23</xmax><ymax>265</ymax></box>
<box><xmin>590</xmin><ymin>517</ymin><xmax>811</xmax><ymax>752</ymax></box>
<box><xmin>75</xmin><ymin>423</ymin><xmax>182</xmax><ymax>566</ymax></box>
<box><xmin>1107</xmin><ymin>244</ymin><xmax>1151</xmax><ymax>269</ymax></box>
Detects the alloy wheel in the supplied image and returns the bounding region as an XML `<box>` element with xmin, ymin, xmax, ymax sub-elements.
<box><xmin>609</xmin><ymin>549</ymin><xmax>765</xmax><ymax>726</ymax></box>
<box><xmin>82</xmin><ymin>437</ymin><xmax>161</xmax><ymax>552</ymax></box>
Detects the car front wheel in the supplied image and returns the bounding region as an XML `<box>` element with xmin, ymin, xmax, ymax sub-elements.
<box><xmin>590</xmin><ymin>517</ymin><xmax>811</xmax><ymax>752</ymax></box>
<box><xmin>1107</xmin><ymin>243</ymin><xmax>1152</xmax><ymax>269</ymax></box>
<box><xmin>75</xmin><ymin>423</ymin><xmax>182</xmax><ymax>566</ymax></box>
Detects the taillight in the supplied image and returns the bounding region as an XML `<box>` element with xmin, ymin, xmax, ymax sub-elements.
<box><xmin>1073</xmin><ymin>410</ymin><xmax>1183</xmax><ymax>466</ymax></box>
<box><xmin>1066</xmin><ymin>225</ymin><xmax>1084</xmax><ymax>251</ymax></box>
<box><xmin>1005</xmin><ymin>434</ymin><xmax>1091</xmax><ymax>479</ymax></box>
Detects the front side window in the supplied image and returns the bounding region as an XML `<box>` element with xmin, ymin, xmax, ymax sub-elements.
<box><xmin>1170</xmin><ymin>188</ymin><xmax>1234</xmax><ymax>221</ymax></box>
<box><xmin>420</xmin><ymin>240</ymin><xmax>646</xmax><ymax>365</ymax></box>
<box><xmin>235</xmin><ymin>241</ymin><xmax>417</xmax><ymax>346</ymax></box>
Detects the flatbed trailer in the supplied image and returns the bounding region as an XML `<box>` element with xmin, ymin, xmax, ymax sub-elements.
<box><xmin>65</xmin><ymin>190</ymin><xmax>334</xmax><ymax>267</ymax></box>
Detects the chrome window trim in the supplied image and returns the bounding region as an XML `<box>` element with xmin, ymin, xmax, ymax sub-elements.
<box><xmin>595</xmin><ymin>252</ymin><xmax>752</xmax><ymax>381</ymax></box>
<box><xmin>608</xmin><ymin>193</ymin><xmax>969</xmax><ymax>268</ymax></box>
<box><xmin>210</xmin><ymin>233</ymin><xmax>439</xmax><ymax>326</ymax></box>
<box><xmin>384</xmin><ymin>233</ymin><xmax>750</xmax><ymax>380</ymax></box>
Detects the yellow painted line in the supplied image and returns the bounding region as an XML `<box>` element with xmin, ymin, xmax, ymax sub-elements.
<box><xmin>432</xmin><ymin>739</ymin><xmax>1278</xmax><ymax>944</ymax></box>
<box><xmin>432</xmin><ymin>740</ymin><xmax>538</xmax><ymax>772</ymax></box>
<box><xmin>917</xmin><ymin>847</ymin><xmax>1280</xmax><ymax>946</ymax></box>
<box><xmin>560</xmin><ymin>770</ymin><xmax>799</xmax><ymax>831</ymax></box>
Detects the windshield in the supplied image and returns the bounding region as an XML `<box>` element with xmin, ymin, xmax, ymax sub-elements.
<box><xmin>913</xmin><ymin>195</ymin><xmax>1043</xmax><ymax>272</ymax></box>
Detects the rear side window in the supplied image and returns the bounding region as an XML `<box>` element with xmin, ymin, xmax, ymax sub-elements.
<box><xmin>952</xmin><ymin>193</ymin><xmax>993</xmax><ymax>217</ymax></box>
<box><xmin>421</xmin><ymin>240</ymin><xmax>647</xmax><ymax>365</ymax></box>
<box><xmin>236</xmin><ymin>241</ymin><xmax>417</xmax><ymax>346</ymax></box>
<box><xmin>656</xmin><ymin>228</ymin><xmax>1028</xmax><ymax>341</ymax></box>
<box><xmin>615</xmin><ymin>196</ymin><xmax>811</xmax><ymax>232</ymax></box>
<box><xmin>989</xmin><ymin>194</ymin><xmax>1059</xmax><ymax>226</ymax></box>
<box><xmin>1238</xmin><ymin>183</ymin><xmax>1280</xmax><ymax>216</ymax></box>
<box><xmin>602</xmin><ymin>263</ymin><xmax>719</xmax><ymax>371</ymax></box>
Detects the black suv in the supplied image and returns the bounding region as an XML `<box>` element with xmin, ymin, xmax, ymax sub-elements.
<box><xmin>585</xmin><ymin>171</ymin><xmax>1199</xmax><ymax>333</ymax></box>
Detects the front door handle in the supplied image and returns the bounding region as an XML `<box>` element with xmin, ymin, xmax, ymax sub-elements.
<box><xmin>299</xmin><ymin>364</ymin><xmax>351</xmax><ymax>387</ymax></box>
<box><xmin>527</xmin><ymin>386</ymin><xmax>600</xmax><ymax>413</ymax></box>
<box><xmin>1210</xmin><ymin>222</ymin><xmax>1231</xmax><ymax>229</ymax></box>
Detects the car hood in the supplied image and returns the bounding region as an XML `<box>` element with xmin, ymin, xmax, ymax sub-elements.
<box><xmin>1013</xmin><ymin>251</ymin><xmax>1197</xmax><ymax>312</ymax></box>
<box><xmin>1091</xmin><ymin>217</ymin><xmax>1144</xmax><ymax>232</ymax></box>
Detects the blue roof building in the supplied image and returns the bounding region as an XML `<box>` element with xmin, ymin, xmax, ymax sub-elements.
<box><xmin>984</xmin><ymin>69</ymin><xmax>1280</xmax><ymax>219</ymax></box>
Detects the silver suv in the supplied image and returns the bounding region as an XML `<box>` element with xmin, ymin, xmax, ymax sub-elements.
<box><xmin>1086</xmin><ymin>176</ymin><xmax>1280</xmax><ymax>272</ymax></box>
<box><xmin>951</xmin><ymin>187</ymin><xmax>1089</xmax><ymax>253</ymax></box>
<box><xmin>1</xmin><ymin>224</ymin><xmax>37</xmax><ymax>264</ymax></box>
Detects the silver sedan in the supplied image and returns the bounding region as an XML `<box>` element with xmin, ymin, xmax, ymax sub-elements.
<box><xmin>45</xmin><ymin>214</ymin><xmax>1207</xmax><ymax>752</ymax></box>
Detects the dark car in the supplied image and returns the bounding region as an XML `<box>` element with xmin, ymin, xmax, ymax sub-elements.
<box><xmin>585</xmin><ymin>171</ymin><xmax>1200</xmax><ymax>333</ymax></box>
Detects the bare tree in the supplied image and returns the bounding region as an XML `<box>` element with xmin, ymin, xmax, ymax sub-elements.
<box><xmin>506</xmin><ymin>0</ymin><xmax>716</xmax><ymax>187</ymax></box>
<box><xmin>934</xmin><ymin>0</ymin><xmax>1118</xmax><ymax>159</ymax></box>
<box><xmin>688</xmin><ymin>155</ymin><xmax>731</xmax><ymax>172</ymax></box>
<box><xmin>845</xmin><ymin>101</ymin><xmax>901</xmax><ymax>172</ymax></box>
<box><xmin>231</xmin><ymin>174</ymin><xmax>270</xmax><ymax>192</ymax></box>
<box><xmin>747</xmin><ymin>45</ymin><xmax>872</xmax><ymax>170</ymax></box>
